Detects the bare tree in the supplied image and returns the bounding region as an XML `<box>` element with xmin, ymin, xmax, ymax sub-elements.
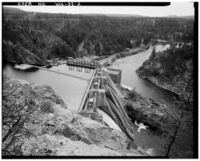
<box><xmin>2</xmin><ymin>86</ymin><xmax>35</xmax><ymax>156</ymax></box>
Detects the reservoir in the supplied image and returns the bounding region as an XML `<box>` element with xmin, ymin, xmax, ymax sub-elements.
<box><xmin>3</xmin><ymin>64</ymin><xmax>94</xmax><ymax>111</ymax></box>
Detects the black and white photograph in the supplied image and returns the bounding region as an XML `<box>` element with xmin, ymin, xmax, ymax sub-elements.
<box><xmin>2</xmin><ymin>1</ymin><xmax>197</xmax><ymax>158</ymax></box>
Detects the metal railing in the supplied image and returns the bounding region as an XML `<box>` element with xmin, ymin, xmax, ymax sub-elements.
<box><xmin>77</xmin><ymin>69</ymin><xmax>97</xmax><ymax>112</ymax></box>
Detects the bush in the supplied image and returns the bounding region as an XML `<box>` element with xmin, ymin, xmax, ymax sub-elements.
<box><xmin>128</xmin><ymin>88</ymin><xmax>137</xmax><ymax>100</ymax></box>
<box><xmin>40</xmin><ymin>100</ymin><xmax>54</xmax><ymax>113</ymax></box>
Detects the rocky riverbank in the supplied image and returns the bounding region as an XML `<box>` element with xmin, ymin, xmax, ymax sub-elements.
<box><xmin>119</xmin><ymin>86</ymin><xmax>194</xmax><ymax>158</ymax></box>
<box><xmin>119</xmin><ymin>86</ymin><xmax>177</xmax><ymax>135</ymax></box>
<box><xmin>136</xmin><ymin>72</ymin><xmax>191</xmax><ymax>103</ymax></box>
<box><xmin>136</xmin><ymin>44</ymin><xmax>193</xmax><ymax>104</ymax></box>
<box><xmin>2</xmin><ymin>75</ymin><xmax>149</xmax><ymax>157</ymax></box>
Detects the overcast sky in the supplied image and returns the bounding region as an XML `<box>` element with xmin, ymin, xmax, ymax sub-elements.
<box><xmin>5</xmin><ymin>2</ymin><xmax>194</xmax><ymax>17</ymax></box>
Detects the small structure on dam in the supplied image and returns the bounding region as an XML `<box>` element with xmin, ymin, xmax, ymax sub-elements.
<box><xmin>106</xmin><ymin>68</ymin><xmax>121</xmax><ymax>85</ymax></box>
<box><xmin>66</xmin><ymin>58</ymin><xmax>100</xmax><ymax>69</ymax></box>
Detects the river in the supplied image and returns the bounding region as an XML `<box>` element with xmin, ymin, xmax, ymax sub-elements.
<box><xmin>110</xmin><ymin>44</ymin><xmax>175</xmax><ymax>106</ymax></box>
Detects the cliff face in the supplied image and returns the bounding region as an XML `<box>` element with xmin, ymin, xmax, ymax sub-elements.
<box><xmin>137</xmin><ymin>44</ymin><xmax>194</xmax><ymax>104</ymax></box>
<box><xmin>2</xmin><ymin>75</ymin><xmax>148</xmax><ymax>156</ymax></box>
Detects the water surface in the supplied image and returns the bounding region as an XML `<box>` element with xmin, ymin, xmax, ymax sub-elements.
<box><xmin>110</xmin><ymin>44</ymin><xmax>174</xmax><ymax>105</ymax></box>
<box><xmin>3</xmin><ymin>64</ymin><xmax>94</xmax><ymax>111</ymax></box>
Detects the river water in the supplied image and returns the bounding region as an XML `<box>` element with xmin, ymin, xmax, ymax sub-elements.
<box><xmin>110</xmin><ymin>44</ymin><xmax>175</xmax><ymax>105</ymax></box>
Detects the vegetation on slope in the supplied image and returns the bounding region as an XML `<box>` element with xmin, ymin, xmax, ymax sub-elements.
<box><xmin>137</xmin><ymin>43</ymin><xmax>194</xmax><ymax>104</ymax></box>
<box><xmin>3</xmin><ymin>7</ymin><xmax>194</xmax><ymax>65</ymax></box>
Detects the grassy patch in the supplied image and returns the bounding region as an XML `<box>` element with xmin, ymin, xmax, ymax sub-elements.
<box><xmin>40</xmin><ymin>100</ymin><xmax>54</xmax><ymax>113</ymax></box>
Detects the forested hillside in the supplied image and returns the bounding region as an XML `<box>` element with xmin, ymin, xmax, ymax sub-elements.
<box><xmin>137</xmin><ymin>43</ymin><xmax>194</xmax><ymax>104</ymax></box>
<box><xmin>3</xmin><ymin>7</ymin><xmax>194</xmax><ymax>65</ymax></box>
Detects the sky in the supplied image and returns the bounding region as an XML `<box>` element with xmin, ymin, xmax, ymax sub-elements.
<box><xmin>5</xmin><ymin>1</ymin><xmax>194</xmax><ymax>17</ymax></box>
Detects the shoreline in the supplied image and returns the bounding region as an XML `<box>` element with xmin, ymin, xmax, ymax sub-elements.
<box><xmin>99</xmin><ymin>44</ymin><xmax>150</xmax><ymax>66</ymax></box>
<box><xmin>136</xmin><ymin>72</ymin><xmax>191</xmax><ymax>103</ymax></box>
<box><xmin>137</xmin><ymin>73</ymin><xmax>180</xmax><ymax>98</ymax></box>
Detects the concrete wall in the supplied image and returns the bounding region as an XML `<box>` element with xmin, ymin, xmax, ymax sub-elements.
<box><xmin>107</xmin><ymin>68</ymin><xmax>121</xmax><ymax>85</ymax></box>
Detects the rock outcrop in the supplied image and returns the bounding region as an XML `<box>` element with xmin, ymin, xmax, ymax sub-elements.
<box><xmin>122</xmin><ymin>88</ymin><xmax>177</xmax><ymax>135</ymax></box>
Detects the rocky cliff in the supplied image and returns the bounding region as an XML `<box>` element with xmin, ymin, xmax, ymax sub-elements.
<box><xmin>2</xmin><ymin>75</ymin><xmax>149</xmax><ymax>157</ymax></box>
<box><xmin>121</xmin><ymin>87</ymin><xmax>177</xmax><ymax>135</ymax></box>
